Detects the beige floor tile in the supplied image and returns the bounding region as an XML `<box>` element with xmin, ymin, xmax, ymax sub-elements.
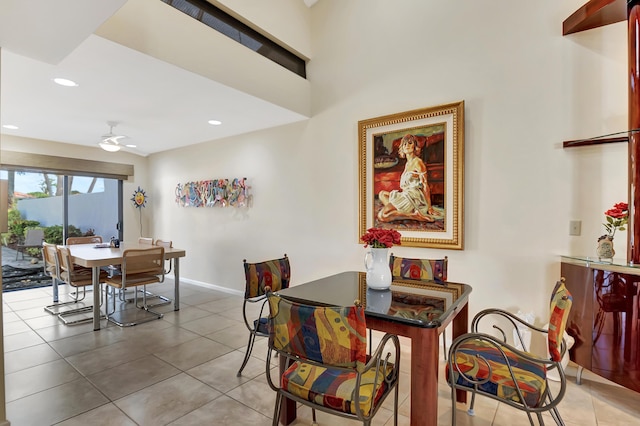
<box><xmin>119</xmin><ymin>323</ymin><xmax>201</xmax><ymax>353</ymax></box>
<box><xmin>179</xmin><ymin>291</ymin><xmax>232</xmax><ymax>307</ymax></box>
<box><xmin>590</xmin><ymin>379</ymin><xmax>640</xmax><ymax>425</ymax></box>
<box><xmin>226</xmin><ymin>375</ymin><xmax>278</xmax><ymax>418</ymax></box>
<box><xmin>56</xmin><ymin>403</ymin><xmax>138</xmax><ymax>426</ymax></box>
<box><xmin>196</xmin><ymin>297</ymin><xmax>244</xmax><ymax>314</ymax></box>
<box><xmin>3</xmin><ymin>329</ymin><xmax>45</xmax><ymax>352</ymax></box>
<box><xmin>3</xmin><ymin>310</ymin><xmax>21</xmax><ymax>323</ymax></box>
<box><xmin>168</xmin><ymin>394</ymin><xmax>272</xmax><ymax>426</ymax></box>
<box><xmin>187</xmin><ymin>350</ymin><xmax>266</xmax><ymax>393</ymax></box>
<box><xmin>65</xmin><ymin>339</ymin><xmax>150</xmax><ymax>376</ymax></box>
<box><xmin>87</xmin><ymin>354</ymin><xmax>180</xmax><ymax>400</ymax></box>
<box><xmin>46</xmin><ymin>326</ymin><xmax>125</xmax><ymax>357</ymax></box>
<box><xmin>6</xmin><ymin>378</ymin><xmax>109</xmax><ymax>426</ymax></box>
<box><xmin>3</xmin><ymin>319</ymin><xmax>31</xmax><ymax>336</ymax></box>
<box><xmin>23</xmin><ymin>312</ymin><xmax>64</xmax><ymax>329</ymax></box>
<box><xmin>4</xmin><ymin>342</ymin><xmax>61</xmax><ymax>374</ymax></box>
<box><xmin>5</xmin><ymin>358</ymin><xmax>82</xmax><ymax>402</ymax></box>
<box><xmin>207</xmin><ymin>322</ymin><xmax>255</xmax><ymax>349</ymax></box>
<box><xmin>114</xmin><ymin>373</ymin><xmax>222</xmax><ymax>425</ymax></box>
<box><xmin>154</xmin><ymin>336</ymin><xmax>235</xmax><ymax>370</ymax></box>
<box><xmin>160</xmin><ymin>305</ymin><xmax>215</xmax><ymax>325</ymax></box>
<box><xmin>179</xmin><ymin>313</ymin><xmax>239</xmax><ymax>335</ymax></box>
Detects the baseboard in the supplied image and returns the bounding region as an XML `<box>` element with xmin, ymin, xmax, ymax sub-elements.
<box><xmin>176</xmin><ymin>276</ymin><xmax>243</xmax><ymax>297</ymax></box>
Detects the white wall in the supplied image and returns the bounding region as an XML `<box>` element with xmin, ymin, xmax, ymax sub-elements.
<box><xmin>149</xmin><ymin>0</ymin><xmax>629</xmax><ymax>325</ymax></box>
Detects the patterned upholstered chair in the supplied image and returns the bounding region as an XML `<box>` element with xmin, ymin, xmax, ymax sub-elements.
<box><xmin>266</xmin><ymin>292</ymin><xmax>401</xmax><ymax>426</ymax></box>
<box><xmin>446</xmin><ymin>278</ymin><xmax>573</xmax><ymax>426</ymax></box>
<box><xmin>388</xmin><ymin>253</ymin><xmax>449</xmax><ymax>357</ymax></box>
<box><xmin>237</xmin><ymin>254</ymin><xmax>290</xmax><ymax>376</ymax></box>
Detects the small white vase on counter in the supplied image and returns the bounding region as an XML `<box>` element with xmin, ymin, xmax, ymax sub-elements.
<box><xmin>365</xmin><ymin>247</ymin><xmax>392</xmax><ymax>290</ymax></box>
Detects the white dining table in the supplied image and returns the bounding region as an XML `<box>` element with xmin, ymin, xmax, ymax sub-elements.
<box><xmin>67</xmin><ymin>242</ymin><xmax>186</xmax><ymax>330</ymax></box>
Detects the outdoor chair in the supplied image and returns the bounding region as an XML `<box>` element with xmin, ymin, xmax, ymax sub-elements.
<box><xmin>15</xmin><ymin>228</ymin><xmax>44</xmax><ymax>260</ymax></box>
<box><xmin>265</xmin><ymin>291</ymin><xmax>401</xmax><ymax>426</ymax></box>
<box><xmin>446</xmin><ymin>278</ymin><xmax>573</xmax><ymax>426</ymax></box>
<box><xmin>55</xmin><ymin>245</ymin><xmax>108</xmax><ymax>325</ymax></box>
<box><xmin>237</xmin><ymin>254</ymin><xmax>290</xmax><ymax>376</ymax></box>
<box><xmin>103</xmin><ymin>246</ymin><xmax>166</xmax><ymax>327</ymax></box>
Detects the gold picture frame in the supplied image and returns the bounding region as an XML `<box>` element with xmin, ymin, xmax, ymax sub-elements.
<box><xmin>358</xmin><ymin>101</ymin><xmax>464</xmax><ymax>249</ymax></box>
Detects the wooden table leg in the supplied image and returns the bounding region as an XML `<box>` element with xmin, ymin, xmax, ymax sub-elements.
<box><xmin>412</xmin><ymin>328</ymin><xmax>439</xmax><ymax>426</ymax></box>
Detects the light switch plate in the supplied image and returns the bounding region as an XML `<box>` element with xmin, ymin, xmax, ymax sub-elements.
<box><xmin>569</xmin><ymin>220</ymin><xmax>581</xmax><ymax>236</ymax></box>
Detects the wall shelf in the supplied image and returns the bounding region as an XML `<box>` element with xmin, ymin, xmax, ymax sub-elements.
<box><xmin>563</xmin><ymin>0</ymin><xmax>626</xmax><ymax>35</ymax></box>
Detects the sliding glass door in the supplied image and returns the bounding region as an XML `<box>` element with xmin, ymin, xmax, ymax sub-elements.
<box><xmin>1</xmin><ymin>169</ymin><xmax>123</xmax><ymax>259</ymax></box>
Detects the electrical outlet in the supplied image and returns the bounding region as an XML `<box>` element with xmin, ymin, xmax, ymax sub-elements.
<box><xmin>569</xmin><ymin>220</ymin><xmax>581</xmax><ymax>236</ymax></box>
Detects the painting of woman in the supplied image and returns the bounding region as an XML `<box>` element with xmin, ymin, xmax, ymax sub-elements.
<box><xmin>377</xmin><ymin>134</ymin><xmax>444</xmax><ymax>223</ymax></box>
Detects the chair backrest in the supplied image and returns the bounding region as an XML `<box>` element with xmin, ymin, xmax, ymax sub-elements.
<box><xmin>23</xmin><ymin>229</ymin><xmax>45</xmax><ymax>245</ymax></box>
<box><xmin>138</xmin><ymin>237</ymin><xmax>154</xmax><ymax>245</ymax></box>
<box><xmin>121</xmin><ymin>247</ymin><xmax>165</xmax><ymax>278</ymax></box>
<box><xmin>267</xmin><ymin>292</ymin><xmax>367</xmax><ymax>371</ymax></box>
<box><xmin>42</xmin><ymin>242</ymin><xmax>59</xmax><ymax>277</ymax></box>
<box><xmin>66</xmin><ymin>235</ymin><xmax>103</xmax><ymax>245</ymax></box>
<box><xmin>57</xmin><ymin>246</ymin><xmax>92</xmax><ymax>285</ymax></box>
<box><xmin>154</xmin><ymin>239</ymin><xmax>173</xmax><ymax>248</ymax></box>
<box><xmin>389</xmin><ymin>253</ymin><xmax>448</xmax><ymax>283</ymax></box>
<box><xmin>548</xmin><ymin>278</ymin><xmax>573</xmax><ymax>362</ymax></box>
<box><xmin>243</xmin><ymin>254</ymin><xmax>290</xmax><ymax>298</ymax></box>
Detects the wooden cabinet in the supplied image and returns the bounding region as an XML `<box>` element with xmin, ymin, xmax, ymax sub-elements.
<box><xmin>561</xmin><ymin>258</ymin><xmax>640</xmax><ymax>392</ymax></box>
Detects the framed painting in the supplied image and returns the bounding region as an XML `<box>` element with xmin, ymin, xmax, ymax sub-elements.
<box><xmin>358</xmin><ymin>101</ymin><xmax>464</xmax><ymax>249</ymax></box>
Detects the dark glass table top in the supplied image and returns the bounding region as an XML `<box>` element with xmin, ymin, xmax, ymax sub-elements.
<box><xmin>277</xmin><ymin>271</ymin><xmax>472</xmax><ymax>328</ymax></box>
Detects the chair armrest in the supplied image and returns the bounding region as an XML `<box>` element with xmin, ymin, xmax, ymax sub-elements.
<box><xmin>449</xmin><ymin>332</ymin><xmax>568</xmax><ymax>409</ymax></box>
<box><xmin>453</xmin><ymin>332</ymin><xmax>556</xmax><ymax>366</ymax></box>
<box><xmin>472</xmin><ymin>308</ymin><xmax>550</xmax><ymax>351</ymax></box>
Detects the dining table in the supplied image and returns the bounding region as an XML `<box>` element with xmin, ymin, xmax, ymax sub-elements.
<box><xmin>67</xmin><ymin>241</ymin><xmax>187</xmax><ymax>330</ymax></box>
<box><xmin>275</xmin><ymin>271</ymin><xmax>471</xmax><ymax>426</ymax></box>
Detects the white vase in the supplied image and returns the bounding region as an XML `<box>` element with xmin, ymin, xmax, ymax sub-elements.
<box><xmin>365</xmin><ymin>247</ymin><xmax>392</xmax><ymax>290</ymax></box>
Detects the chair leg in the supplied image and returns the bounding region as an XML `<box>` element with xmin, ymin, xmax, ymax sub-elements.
<box><xmin>311</xmin><ymin>408</ymin><xmax>318</xmax><ymax>426</ymax></box>
<box><xmin>237</xmin><ymin>332</ymin><xmax>257</xmax><ymax>376</ymax></box>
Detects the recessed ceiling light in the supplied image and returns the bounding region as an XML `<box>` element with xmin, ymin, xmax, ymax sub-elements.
<box><xmin>2</xmin><ymin>124</ymin><xmax>19</xmax><ymax>130</ymax></box>
<box><xmin>53</xmin><ymin>78</ymin><xmax>78</xmax><ymax>87</ymax></box>
<box><xmin>208</xmin><ymin>120</ymin><xmax>222</xmax><ymax>126</ymax></box>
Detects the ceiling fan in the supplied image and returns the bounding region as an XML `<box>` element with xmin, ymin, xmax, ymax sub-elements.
<box><xmin>99</xmin><ymin>121</ymin><xmax>128</xmax><ymax>152</ymax></box>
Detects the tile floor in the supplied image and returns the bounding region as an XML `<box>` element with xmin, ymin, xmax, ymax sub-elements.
<box><xmin>2</xmin><ymin>279</ymin><xmax>640</xmax><ymax>426</ymax></box>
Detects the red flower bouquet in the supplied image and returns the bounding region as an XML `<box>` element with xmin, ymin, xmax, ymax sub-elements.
<box><xmin>361</xmin><ymin>227</ymin><xmax>402</xmax><ymax>248</ymax></box>
<box><xmin>603</xmin><ymin>202</ymin><xmax>628</xmax><ymax>239</ymax></box>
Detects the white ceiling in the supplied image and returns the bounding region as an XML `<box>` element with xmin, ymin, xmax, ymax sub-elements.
<box><xmin>0</xmin><ymin>0</ymin><xmax>309</xmax><ymax>157</ymax></box>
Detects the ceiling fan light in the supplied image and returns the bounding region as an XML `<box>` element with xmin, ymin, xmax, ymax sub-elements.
<box><xmin>99</xmin><ymin>141</ymin><xmax>121</xmax><ymax>152</ymax></box>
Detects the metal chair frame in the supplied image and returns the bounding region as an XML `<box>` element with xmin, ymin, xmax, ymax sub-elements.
<box><xmin>237</xmin><ymin>254</ymin><xmax>289</xmax><ymax>376</ymax></box>
<box><xmin>54</xmin><ymin>245</ymin><xmax>107</xmax><ymax>325</ymax></box>
<box><xmin>448</xmin><ymin>308</ymin><xmax>569</xmax><ymax>426</ymax></box>
<box><xmin>265</xmin><ymin>293</ymin><xmax>401</xmax><ymax>426</ymax></box>
<box><xmin>104</xmin><ymin>247</ymin><xmax>166</xmax><ymax>327</ymax></box>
